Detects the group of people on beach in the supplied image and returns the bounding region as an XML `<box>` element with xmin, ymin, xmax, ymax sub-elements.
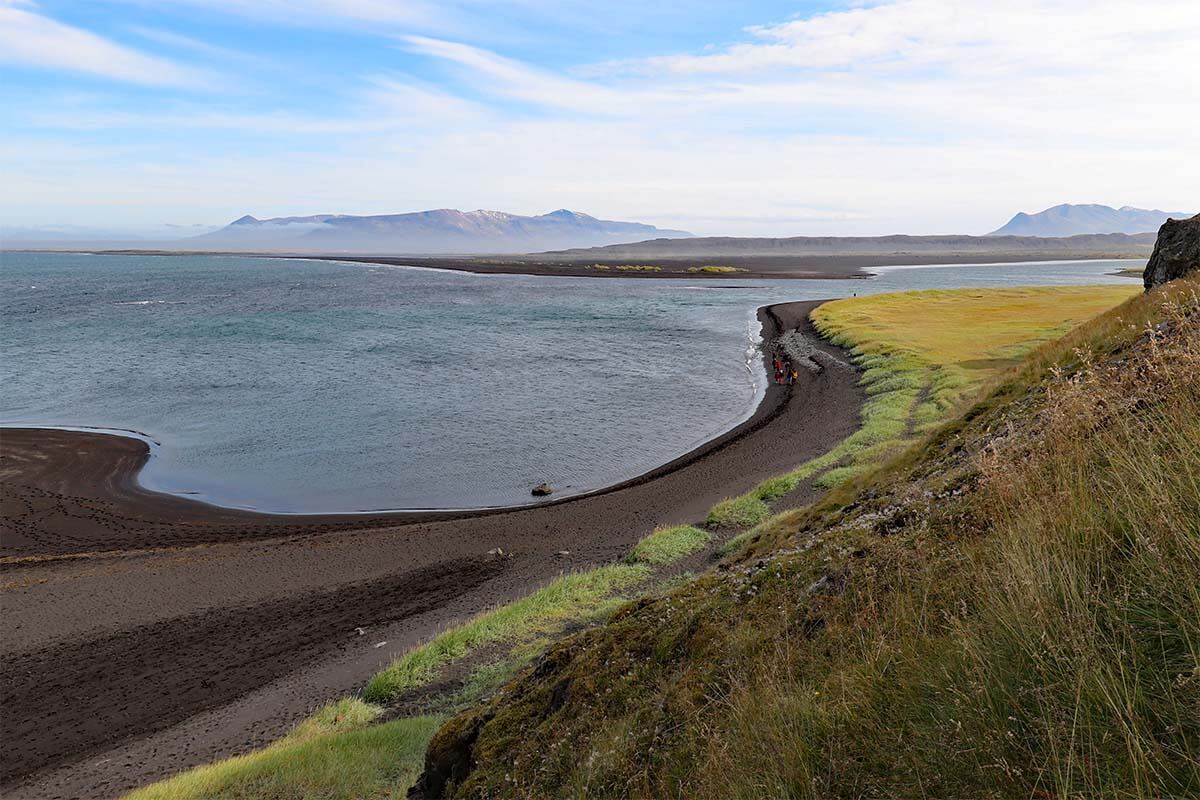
<box><xmin>773</xmin><ymin>355</ymin><xmax>799</xmax><ymax>386</ymax></box>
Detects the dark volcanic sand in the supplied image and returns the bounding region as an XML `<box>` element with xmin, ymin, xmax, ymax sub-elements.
<box><xmin>322</xmin><ymin>252</ymin><xmax>1146</xmax><ymax>280</ymax></box>
<box><xmin>82</xmin><ymin>248</ymin><xmax>1147</xmax><ymax>280</ymax></box>
<box><xmin>0</xmin><ymin>302</ymin><xmax>863</xmax><ymax>799</ymax></box>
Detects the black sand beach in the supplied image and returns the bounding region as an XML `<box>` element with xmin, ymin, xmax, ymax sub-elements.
<box><xmin>0</xmin><ymin>301</ymin><xmax>863</xmax><ymax>798</ymax></box>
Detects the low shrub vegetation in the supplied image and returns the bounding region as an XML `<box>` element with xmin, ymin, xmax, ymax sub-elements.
<box><xmin>687</xmin><ymin>265</ymin><xmax>748</xmax><ymax>274</ymax></box>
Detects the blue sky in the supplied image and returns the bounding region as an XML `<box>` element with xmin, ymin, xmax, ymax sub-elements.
<box><xmin>2</xmin><ymin>0</ymin><xmax>1197</xmax><ymax>237</ymax></box>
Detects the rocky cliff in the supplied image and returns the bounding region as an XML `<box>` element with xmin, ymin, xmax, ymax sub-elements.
<box><xmin>1144</xmin><ymin>213</ymin><xmax>1200</xmax><ymax>290</ymax></box>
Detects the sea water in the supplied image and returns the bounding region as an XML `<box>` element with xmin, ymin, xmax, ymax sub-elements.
<box><xmin>0</xmin><ymin>252</ymin><xmax>1138</xmax><ymax>512</ymax></box>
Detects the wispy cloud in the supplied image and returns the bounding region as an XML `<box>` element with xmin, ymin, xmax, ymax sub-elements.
<box><xmin>399</xmin><ymin>35</ymin><xmax>646</xmax><ymax>115</ymax></box>
<box><xmin>0</xmin><ymin>1</ymin><xmax>212</xmax><ymax>88</ymax></box>
<box><xmin>639</xmin><ymin>0</ymin><xmax>1200</xmax><ymax>77</ymax></box>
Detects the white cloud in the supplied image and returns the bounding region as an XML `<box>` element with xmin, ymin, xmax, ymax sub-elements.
<box><xmin>645</xmin><ymin>0</ymin><xmax>1200</xmax><ymax>77</ymax></box>
<box><xmin>404</xmin><ymin>0</ymin><xmax>1200</xmax><ymax>146</ymax></box>
<box><xmin>0</xmin><ymin>1</ymin><xmax>212</xmax><ymax>88</ymax></box>
<box><xmin>3</xmin><ymin>0</ymin><xmax>1198</xmax><ymax>234</ymax></box>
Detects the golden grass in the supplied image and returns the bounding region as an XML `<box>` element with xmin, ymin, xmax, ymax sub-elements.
<box><xmin>707</xmin><ymin>285</ymin><xmax>1140</xmax><ymax>544</ymax></box>
<box><xmin>814</xmin><ymin>284</ymin><xmax>1139</xmax><ymax>378</ymax></box>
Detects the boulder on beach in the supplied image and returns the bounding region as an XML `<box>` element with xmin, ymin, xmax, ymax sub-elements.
<box><xmin>531</xmin><ymin>483</ymin><xmax>554</xmax><ymax>497</ymax></box>
<box><xmin>1144</xmin><ymin>213</ymin><xmax>1200</xmax><ymax>290</ymax></box>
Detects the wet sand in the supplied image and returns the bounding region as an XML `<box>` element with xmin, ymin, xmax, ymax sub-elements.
<box><xmin>0</xmin><ymin>301</ymin><xmax>864</xmax><ymax>799</ymax></box>
<box><xmin>315</xmin><ymin>251</ymin><xmax>1147</xmax><ymax>279</ymax></box>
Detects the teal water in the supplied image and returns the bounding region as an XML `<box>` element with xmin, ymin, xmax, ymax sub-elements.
<box><xmin>0</xmin><ymin>253</ymin><xmax>1139</xmax><ymax>512</ymax></box>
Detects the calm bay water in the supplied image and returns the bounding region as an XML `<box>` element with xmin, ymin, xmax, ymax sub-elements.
<box><xmin>0</xmin><ymin>252</ymin><xmax>1138</xmax><ymax>512</ymax></box>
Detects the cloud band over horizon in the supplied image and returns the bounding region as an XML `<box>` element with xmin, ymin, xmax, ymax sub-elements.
<box><xmin>1</xmin><ymin>0</ymin><xmax>1197</xmax><ymax>236</ymax></box>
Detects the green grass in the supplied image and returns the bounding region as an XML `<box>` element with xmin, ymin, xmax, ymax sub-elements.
<box><xmin>125</xmin><ymin>711</ymin><xmax>440</xmax><ymax>800</ymax></box>
<box><xmin>625</xmin><ymin>525</ymin><xmax>711</xmax><ymax>565</ymax></box>
<box><xmin>284</xmin><ymin>698</ymin><xmax>385</xmax><ymax>743</ymax></box>
<box><xmin>706</xmin><ymin>492</ymin><xmax>771</xmax><ymax>529</ymax></box>
<box><xmin>364</xmin><ymin>564</ymin><xmax>650</xmax><ymax>702</ymax></box>
<box><xmin>417</xmin><ymin>278</ymin><xmax>1200</xmax><ymax>800</ymax></box>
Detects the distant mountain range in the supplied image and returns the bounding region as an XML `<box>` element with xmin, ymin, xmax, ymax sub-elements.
<box><xmin>989</xmin><ymin>204</ymin><xmax>1193</xmax><ymax>237</ymax></box>
<box><xmin>187</xmin><ymin>209</ymin><xmax>691</xmax><ymax>254</ymax></box>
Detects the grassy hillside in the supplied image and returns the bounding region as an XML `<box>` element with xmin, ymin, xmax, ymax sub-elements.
<box><xmin>417</xmin><ymin>278</ymin><xmax>1199</xmax><ymax>798</ymax></box>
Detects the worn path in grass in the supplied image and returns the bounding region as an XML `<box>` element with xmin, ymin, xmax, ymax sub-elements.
<box><xmin>0</xmin><ymin>301</ymin><xmax>863</xmax><ymax>799</ymax></box>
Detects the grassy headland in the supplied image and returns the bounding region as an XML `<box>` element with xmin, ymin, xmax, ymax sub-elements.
<box><xmin>415</xmin><ymin>278</ymin><xmax>1199</xmax><ymax>798</ymax></box>
<box><xmin>706</xmin><ymin>285</ymin><xmax>1139</xmax><ymax>528</ymax></box>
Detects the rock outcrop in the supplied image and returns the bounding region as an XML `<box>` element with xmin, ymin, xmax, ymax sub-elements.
<box><xmin>1144</xmin><ymin>214</ymin><xmax>1200</xmax><ymax>290</ymax></box>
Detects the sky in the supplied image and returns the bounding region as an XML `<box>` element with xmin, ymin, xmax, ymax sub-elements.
<box><xmin>1</xmin><ymin>0</ymin><xmax>1198</xmax><ymax>237</ymax></box>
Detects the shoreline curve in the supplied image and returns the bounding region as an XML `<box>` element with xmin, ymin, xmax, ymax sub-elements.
<box><xmin>1</xmin><ymin>306</ymin><xmax>788</xmax><ymax>554</ymax></box>
<box><xmin>0</xmin><ymin>300</ymin><xmax>864</xmax><ymax>799</ymax></box>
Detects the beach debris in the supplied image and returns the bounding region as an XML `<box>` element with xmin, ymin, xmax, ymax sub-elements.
<box><xmin>355</xmin><ymin>627</ymin><xmax>366</xmax><ymax>636</ymax></box>
<box><xmin>488</xmin><ymin>547</ymin><xmax>506</xmax><ymax>557</ymax></box>
<box><xmin>556</xmin><ymin>550</ymin><xmax>570</xmax><ymax>557</ymax></box>
<box><xmin>373</xmin><ymin>641</ymin><xmax>388</xmax><ymax>648</ymax></box>
<box><xmin>531</xmin><ymin>482</ymin><xmax>554</xmax><ymax>496</ymax></box>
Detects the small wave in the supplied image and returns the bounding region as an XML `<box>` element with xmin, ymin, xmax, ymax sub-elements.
<box><xmin>113</xmin><ymin>299</ymin><xmax>188</xmax><ymax>306</ymax></box>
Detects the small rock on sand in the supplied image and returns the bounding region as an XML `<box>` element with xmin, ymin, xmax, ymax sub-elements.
<box><xmin>531</xmin><ymin>483</ymin><xmax>554</xmax><ymax>496</ymax></box>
